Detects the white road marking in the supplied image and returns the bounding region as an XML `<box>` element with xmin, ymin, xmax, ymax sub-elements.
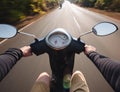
<box><xmin>73</xmin><ymin>16</ymin><xmax>81</xmax><ymax>30</ymax></box>
<box><xmin>0</xmin><ymin>39</ymin><xmax>8</xmax><ymax>44</ymax></box>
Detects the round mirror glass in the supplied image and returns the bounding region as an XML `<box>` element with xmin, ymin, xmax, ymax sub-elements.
<box><xmin>92</xmin><ymin>22</ymin><xmax>118</xmax><ymax>36</ymax></box>
<box><xmin>0</xmin><ymin>24</ymin><xmax>17</xmax><ymax>38</ymax></box>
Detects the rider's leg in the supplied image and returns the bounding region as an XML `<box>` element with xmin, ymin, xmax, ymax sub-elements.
<box><xmin>31</xmin><ymin>72</ymin><xmax>50</xmax><ymax>92</ymax></box>
<box><xmin>70</xmin><ymin>71</ymin><xmax>90</xmax><ymax>92</ymax></box>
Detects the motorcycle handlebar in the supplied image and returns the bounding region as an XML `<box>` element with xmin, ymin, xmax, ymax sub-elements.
<box><xmin>30</xmin><ymin>38</ymin><xmax>85</xmax><ymax>56</ymax></box>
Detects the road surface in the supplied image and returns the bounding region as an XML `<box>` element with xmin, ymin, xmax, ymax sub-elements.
<box><xmin>0</xmin><ymin>1</ymin><xmax>120</xmax><ymax>92</ymax></box>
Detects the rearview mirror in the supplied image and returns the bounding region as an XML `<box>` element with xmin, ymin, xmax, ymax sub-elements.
<box><xmin>0</xmin><ymin>24</ymin><xmax>17</xmax><ymax>38</ymax></box>
<box><xmin>92</xmin><ymin>22</ymin><xmax>118</xmax><ymax>36</ymax></box>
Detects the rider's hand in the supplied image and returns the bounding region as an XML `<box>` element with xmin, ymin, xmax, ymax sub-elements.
<box><xmin>20</xmin><ymin>46</ymin><xmax>32</xmax><ymax>57</ymax></box>
<box><xmin>84</xmin><ymin>45</ymin><xmax>96</xmax><ymax>55</ymax></box>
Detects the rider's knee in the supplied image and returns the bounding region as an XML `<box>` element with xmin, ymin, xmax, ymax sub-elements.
<box><xmin>36</xmin><ymin>72</ymin><xmax>50</xmax><ymax>86</ymax></box>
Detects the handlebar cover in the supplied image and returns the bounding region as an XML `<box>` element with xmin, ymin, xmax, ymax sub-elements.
<box><xmin>70</xmin><ymin>39</ymin><xmax>85</xmax><ymax>54</ymax></box>
<box><xmin>30</xmin><ymin>38</ymin><xmax>47</xmax><ymax>55</ymax></box>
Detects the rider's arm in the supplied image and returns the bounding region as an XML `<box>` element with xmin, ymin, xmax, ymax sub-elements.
<box><xmin>0</xmin><ymin>46</ymin><xmax>32</xmax><ymax>81</ymax></box>
<box><xmin>84</xmin><ymin>45</ymin><xmax>120</xmax><ymax>92</ymax></box>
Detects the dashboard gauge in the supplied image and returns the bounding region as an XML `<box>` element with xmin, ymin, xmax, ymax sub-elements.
<box><xmin>45</xmin><ymin>28</ymin><xmax>72</xmax><ymax>50</ymax></box>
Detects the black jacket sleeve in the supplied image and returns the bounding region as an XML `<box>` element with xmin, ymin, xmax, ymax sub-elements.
<box><xmin>87</xmin><ymin>51</ymin><xmax>120</xmax><ymax>92</ymax></box>
<box><xmin>0</xmin><ymin>48</ymin><xmax>23</xmax><ymax>81</ymax></box>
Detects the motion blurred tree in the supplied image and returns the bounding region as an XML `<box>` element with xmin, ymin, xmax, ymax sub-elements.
<box><xmin>72</xmin><ymin>0</ymin><xmax>97</xmax><ymax>7</ymax></box>
<box><xmin>31</xmin><ymin>0</ymin><xmax>47</xmax><ymax>14</ymax></box>
<box><xmin>89</xmin><ymin>0</ymin><xmax>96</xmax><ymax>7</ymax></box>
<box><xmin>95</xmin><ymin>0</ymin><xmax>120</xmax><ymax>11</ymax></box>
<box><xmin>45</xmin><ymin>0</ymin><xmax>58</xmax><ymax>9</ymax></box>
<box><xmin>73</xmin><ymin>0</ymin><xmax>120</xmax><ymax>12</ymax></box>
<box><xmin>95</xmin><ymin>0</ymin><xmax>104</xmax><ymax>9</ymax></box>
<box><xmin>0</xmin><ymin>0</ymin><xmax>32</xmax><ymax>23</ymax></box>
<box><xmin>109</xmin><ymin>0</ymin><xmax>120</xmax><ymax>12</ymax></box>
<box><xmin>0</xmin><ymin>0</ymin><xmax>59</xmax><ymax>24</ymax></box>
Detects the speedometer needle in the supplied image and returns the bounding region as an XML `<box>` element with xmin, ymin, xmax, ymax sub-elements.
<box><xmin>55</xmin><ymin>40</ymin><xmax>57</xmax><ymax>44</ymax></box>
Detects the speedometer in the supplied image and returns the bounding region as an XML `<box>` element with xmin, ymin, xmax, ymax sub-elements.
<box><xmin>45</xmin><ymin>28</ymin><xmax>72</xmax><ymax>50</ymax></box>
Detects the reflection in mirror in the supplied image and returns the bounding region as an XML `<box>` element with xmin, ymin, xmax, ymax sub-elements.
<box><xmin>92</xmin><ymin>22</ymin><xmax>118</xmax><ymax>36</ymax></box>
<box><xmin>0</xmin><ymin>24</ymin><xmax>17</xmax><ymax>38</ymax></box>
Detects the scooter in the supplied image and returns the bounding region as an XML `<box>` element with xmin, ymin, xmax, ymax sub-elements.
<box><xmin>0</xmin><ymin>22</ymin><xmax>118</xmax><ymax>92</ymax></box>
<box><xmin>60</xmin><ymin>3</ymin><xmax>62</xmax><ymax>9</ymax></box>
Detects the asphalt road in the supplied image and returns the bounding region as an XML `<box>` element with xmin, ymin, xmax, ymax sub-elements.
<box><xmin>0</xmin><ymin>1</ymin><xmax>120</xmax><ymax>92</ymax></box>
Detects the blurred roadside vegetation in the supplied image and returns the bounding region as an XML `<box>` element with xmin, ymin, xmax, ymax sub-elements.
<box><xmin>0</xmin><ymin>0</ymin><xmax>119</xmax><ymax>25</ymax></box>
<box><xmin>69</xmin><ymin>0</ymin><xmax>120</xmax><ymax>12</ymax></box>
<box><xmin>0</xmin><ymin>0</ymin><xmax>61</xmax><ymax>24</ymax></box>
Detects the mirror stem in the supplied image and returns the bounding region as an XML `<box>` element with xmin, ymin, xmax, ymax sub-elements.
<box><xmin>78</xmin><ymin>31</ymin><xmax>92</xmax><ymax>39</ymax></box>
<box><xmin>18</xmin><ymin>31</ymin><xmax>37</xmax><ymax>39</ymax></box>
